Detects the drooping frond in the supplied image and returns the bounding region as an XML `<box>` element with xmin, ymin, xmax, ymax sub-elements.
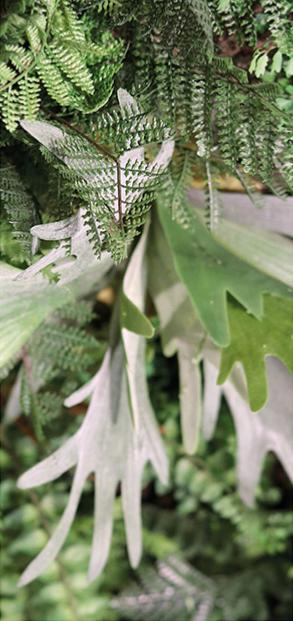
<box><xmin>0</xmin><ymin>157</ymin><xmax>38</xmax><ymax>258</ymax></box>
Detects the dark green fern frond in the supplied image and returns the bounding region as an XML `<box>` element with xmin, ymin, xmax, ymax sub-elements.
<box><xmin>261</xmin><ymin>0</ymin><xmax>293</xmax><ymax>55</ymax></box>
<box><xmin>29</xmin><ymin>321</ymin><xmax>100</xmax><ymax>380</ymax></box>
<box><xmin>95</xmin><ymin>105</ymin><xmax>173</xmax><ymax>153</ymax></box>
<box><xmin>57</xmin><ymin>300</ymin><xmax>95</xmax><ymax>327</ymax></box>
<box><xmin>111</xmin><ymin>556</ymin><xmax>216</xmax><ymax>621</ymax></box>
<box><xmin>274</xmin><ymin>118</ymin><xmax>293</xmax><ymax>192</ymax></box>
<box><xmin>207</xmin><ymin>0</ymin><xmax>256</xmax><ymax>47</ymax></box>
<box><xmin>34</xmin><ymin>390</ymin><xmax>64</xmax><ymax>425</ymax></box>
<box><xmin>30</xmin><ymin>120</ymin><xmax>170</xmax><ymax>261</ymax></box>
<box><xmin>164</xmin><ymin>149</ymin><xmax>196</xmax><ymax>227</ymax></box>
<box><xmin>14</xmin><ymin>304</ymin><xmax>103</xmax><ymax>436</ymax></box>
<box><xmin>215</xmin><ymin>81</ymin><xmax>238</xmax><ymax>170</ymax></box>
<box><xmin>0</xmin><ymin>158</ymin><xmax>38</xmax><ymax>259</ymax></box>
<box><xmin>112</xmin><ymin>0</ymin><xmax>214</xmax><ymax>56</ymax></box>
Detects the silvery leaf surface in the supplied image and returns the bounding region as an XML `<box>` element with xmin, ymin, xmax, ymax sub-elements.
<box><xmin>148</xmin><ymin>211</ymin><xmax>205</xmax><ymax>454</ymax></box>
<box><xmin>121</xmin><ymin>219</ymin><xmax>168</xmax><ymax>500</ymax></box>
<box><xmin>17</xmin><ymin>333</ymin><xmax>167</xmax><ymax>585</ymax></box>
<box><xmin>0</xmin><ymin>221</ymin><xmax>113</xmax><ymax>369</ymax></box>
<box><xmin>203</xmin><ymin>352</ymin><xmax>293</xmax><ymax>506</ymax></box>
<box><xmin>0</xmin><ymin>276</ymin><xmax>73</xmax><ymax>368</ymax></box>
<box><xmin>18</xmin><ymin>208</ymin><xmax>113</xmax><ymax>291</ymax></box>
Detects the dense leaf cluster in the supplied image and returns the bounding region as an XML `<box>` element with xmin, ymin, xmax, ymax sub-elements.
<box><xmin>0</xmin><ymin>0</ymin><xmax>292</xmax><ymax>602</ymax></box>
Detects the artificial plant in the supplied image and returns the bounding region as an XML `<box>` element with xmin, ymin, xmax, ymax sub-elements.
<box><xmin>0</xmin><ymin>0</ymin><xmax>292</xmax><ymax>590</ymax></box>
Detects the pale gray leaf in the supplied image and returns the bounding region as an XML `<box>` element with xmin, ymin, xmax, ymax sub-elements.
<box><xmin>17</xmin><ymin>436</ymin><xmax>78</xmax><ymax>489</ymax></box>
<box><xmin>178</xmin><ymin>343</ymin><xmax>202</xmax><ymax>454</ymax></box>
<box><xmin>18</xmin><ymin>465</ymin><xmax>85</xmax><ymax>587</ymax></box>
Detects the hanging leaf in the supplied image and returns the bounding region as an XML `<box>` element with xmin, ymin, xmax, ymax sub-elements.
<box><xmin>158</xmin><ymin>201</ymin><xmax>293</xmax><ymax>347</ymax></box>
<box><xmin>218</xmin><ymin>295</ymin><xmax>293</xmax><ymax>411</ymax></box>
<box><xmin>17</xmin><ymin>344</ymin><xmax>167</xmax><ymax>586</ymax></box>
<box><xmin>121</xmin><ymin>292</ymin><xmax>154</xmax><ymax>337</ymax></box>
<box><xmin>148</xmin><ymin>212</ymin><xmax>205</xmax><ymax>453</ymax></box>
<box><xmin>203</xmin><ymin>354</ymin><xmax>293</xmax><ymax>506</ymax></box>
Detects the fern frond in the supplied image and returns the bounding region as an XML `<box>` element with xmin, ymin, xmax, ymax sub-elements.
<box><xmin>96</xmin><ymin>106</ymin><xmax>173</xmax><ymax>152</ymax></box>
<box><xmin>34</xmin><ymin>390</ymin><xmax>64</xmax><ymax>424</ymax></box>
<box><xmin>215</xmin><ymin>81</ymin><xmax>237</xmax><ymax>170</ymax></box>
<box><xmin>0</xmin><ymin>62</ymin><xmax>17</xmax><ymax>86</ymax></box>
<box><xmin>18</xmin><ymin>75</ymin><xmax>41</xmax><ymax>119</ymax></box>
<box><xmin>5</xmin><ymin>44</ymin><xmax>34</xmax><ymax>72</ymax></box>
<box><xmin>0</xmin><ymin>87</ymin><xmax>20</xmax><ymax>132</ymax></box>
<box><xmin>261</xmin><ymin>0</ymin><xmax>292</xmax><ymax>54</ymax></box>
<box><xmin>48</xmin><ymin>42</ymin><xmax>94</xmax><ymax>94</ymax></box>
<box><xmin>0</xmin><ymin>0</ymin><xmax>124</xmax><ymax>130</ymax></box>
<box><xmin>111</xmin><ymin>556</ymin><xmax>215</xmax><ymax>621</ymax></box>
<box><xmin>36</xmin><ymin>55</ymin><xmax>74</xmax><ymax>106</ymax></box>
<box><xmin>60</xmin><ymin>1</ymin><xmax>87</xmax><ymax>45</ymax></box>
<box><xmin>26</xmin><ymin>22</ymin><xmax>43</xmax><ymax>53</ymax></box>
<box><xmin>30</xmin><ymin>322</ymin><xmax>100</xmax><ymax>375</ymax></box>
<box><xmin>0</xmin><ymin>158</ymin><xmax>38</xmax><ymax>257</ymax></box>
<box><xmin>204</xmin><ymin>160</ymin><xmax>220</xmax><ymax>232</ymax></box>
<box><xmin>56</xmin><ymin>301</ymin><xmax>94</xmax><ymax>326</ymax></box>
<box><xmin>166</xmin><ymin>149</ymin><xmax>195</xmax><ymax>227</ymax></box>
<box><xmin>29</xmin><ymin>118</ymin><xmax>171</xmax><ymax>261</ymax></box>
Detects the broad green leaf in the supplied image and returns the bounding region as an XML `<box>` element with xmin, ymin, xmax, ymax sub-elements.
<box><xmin>214</xmin><ymin>219</ymin><xmax>293</xmax><ymax>287</ymax></box>
<box><xmin>255</xmin><ymin>52</ymin><xmax>269</xmax><ymax>78</ymax></box>
<box><xmin>158</xmin><ymin>203</ymin><xmax>292</xmax><ymax>347</ymax></box>
<box><xmin>121</xmin><ymin>292</ymin><xmax>154</xmax><ymax>337</ymax></box>
<box><xmin>218</xmin><ymin>296</ymin><xmax>293</xmax><ymax>411</ymax></box>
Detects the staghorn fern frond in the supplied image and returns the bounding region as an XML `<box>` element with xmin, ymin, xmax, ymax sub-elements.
<box><xmin>203</xmin><ymin>354</ymin><xmax>293</xmax><ymax>506</ymax></box>
<box><xmin>17</xmin><ymin>223</ymin><xmax>168</xmax><ymax>586</ymax></box>
<box><xmin>1</xmin><ymin>0</ymin><xmax>293</xmax><ymax>596</ymax></box>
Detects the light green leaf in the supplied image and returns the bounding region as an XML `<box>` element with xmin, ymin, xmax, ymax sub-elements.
<box><xmin>218</xmin><ymin>0</ymin><xmax>231</xmax><ymax>12</ymax></box>
<box><xmin>218</xmin><ymin>296</ymin><xmax>293</xmax><ymax>411</ymax></box>
<box><xmin>214</xmin><ymin>218</ymin><xmax>293</xmax><ymax>287</ymax></box>
<box><xmin>121</xmin><ymin>291</ymin><xmax>154</xmax><ymax>337</ymax></box>
<box><xmin>158</xmin><ymin>202</ymin><xmax>292</xmax><ymax>347</ymax></box>
<box><xmin>271</xmin><ymin>50</ymin><xmax>283</xmax><ymax>74</ymax></box>
<box><xmin>255</xmin><ymin>52</ymin><xmax>269</xmax><ymax>77</ymax></box>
